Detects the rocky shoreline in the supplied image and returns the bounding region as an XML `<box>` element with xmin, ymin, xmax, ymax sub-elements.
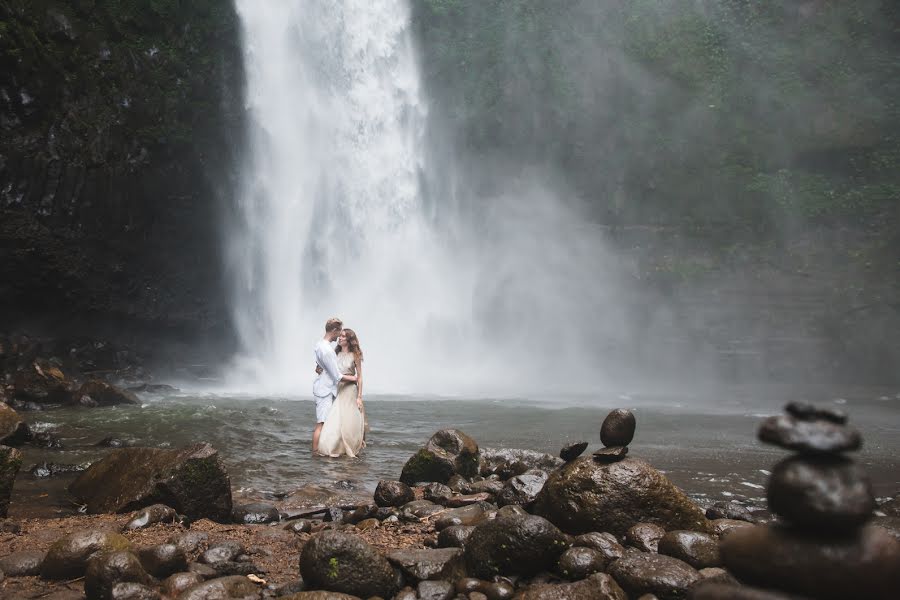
<box><xmin>1</xmin><ymin>396</ymin><xmax>899</xmax><ymax>599</ymax></box>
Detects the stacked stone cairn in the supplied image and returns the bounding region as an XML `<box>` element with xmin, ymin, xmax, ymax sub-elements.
<box><xmin>594</xmin><ymin>408</ymin><xmax>635</xmax><ymax>462</ymax></box>
<box><xmin>717</xmin><ymin>401</ymin><xmax>900</xmax><ymax>599</ymax></box>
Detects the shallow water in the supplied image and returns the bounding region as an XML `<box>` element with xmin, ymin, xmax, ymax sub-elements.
<box><xmin>10</xmin><ymin>384</ymin><xmax>900</xmax><ymax>518</ymax></box>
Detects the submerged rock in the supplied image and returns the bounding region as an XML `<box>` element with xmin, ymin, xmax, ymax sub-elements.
<box><xmin>533</xmin><ymin>457</ymin><xmax>712</xmax><ymax>537</ymax></box>
<box><xmin>400</xmin><ymin>429</ymin><xmax>480</xmax><ymax>485</ymax></box>
<box><xmin>68</xmin><ymin>442</ymin><xmax>232</xmax><ymax>521</ymax></box>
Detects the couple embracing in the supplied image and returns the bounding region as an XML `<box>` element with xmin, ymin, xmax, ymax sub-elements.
<box><xmin>312</xmin><ymin>318</ymin><xmax>366</xmax><ymax>457</ymax></box>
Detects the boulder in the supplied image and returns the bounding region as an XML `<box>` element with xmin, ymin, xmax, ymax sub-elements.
<box><xmin>556</xmin><ymin>546</ymin><xmax>608</xmax><ymax>580</ymax></box>
<box><xmin>495</xmin><ymin>470</ymin><xmax>548</xmax><ymax>508</ymax></box>
<box><xmin>719</xmin><ymin>524</ymin><xmax>900</xmax><ymax>599</ymax></box>
<box><xmin>386</xmin><ymin>548</ymin><xmax>464</xmax><ymax>582</ymax></box>
<box><xmin>0</xmin><ymin>445</ymin><xmax>23</xmax><ymax>517</ymax></box>
<box><xmin>68</xmin><ymin>442</ymin><xmax>232</xmax><ymax>521</ymax></box>
<box><xmin>757</xmin><ymin>414</ymin><xmax>860</xmax><ymax>454</ymax></box>
<box><xmin>608</xmin><ymin>552</ymin><xmax>701</xmax><ymax>600</ymax></box>
<box><xmin>75</xmin><ymin>380</ymin><xmax>140</xmax><ymax>406</ymax></box>
<box><xmin>177</xmin><ymin>575</ymin><xmax>262</xmax><ymax>600</ymax></box>
<box><xmin>627</xmin><ymin>523</ymin><xmax>666</xmax><ymax>553</ymax></box>
<box><xmin>41</xmin><ymin>530</ymin><xmax>132</xmax><ymax>579</ymax></box>
<box><xmin>84</xmin><ymin>551</ymin><xmax>152</xmax><ymax>600</ymax></box>
<box><xmin>600</xmin><ymin>409</ymin><xmax>636</xmax><ymax>447</ymax></box>
<box><xmin>299</xmin><ymin>531</ymin><xmax>397</xmax><ymax>599</ymax></box>
<box><xmin>374</xmin><ymin>480</ymin><xmax>415</xmax><ymax>507</ymax></box>
<box><xmin>767</xmin><ymin>455</ymin><xmax>874</xmax><ymax>531</ymax></box>
<box><xmin>560</xmin><ymin>442</ymin><xmax>588</xmax><ymax>462</ymax></box>
<box><xmin>464</xmin><ymin>513</ymin><xmax>570</xmax><ymax>578</ymax></box>
<box><xmin>0</xmin><ymin>403</ymin><xmax>30</xmax><ymax>446</ymax></box>
<box><xmin>11</xmin><ymin>363</ymin><xmax>71</xmax><ymax>404</ymax></box>
<box><xmin>515</xmin><ymin>572</ymin><xmax>627</xmax><ymax>600</ymax></box>
<box><xmin>479</xmin><ymin>447</ymin><xmax>563</xmax><ymax>477</ymax></box>
<box><xmin>400</xmin><ymin>430</ymin><xmax>480</xmax><ymax>485</ymax></box>
<box><xmin>533</xmin><ymin>457</ymin><xmax>713</xmax><ymax>537</ymax></box>
<box><xmin>0</xmin><ymin>550</ymin><xmax>46</xmax><ymax>576</ymax></box>
<box><xmin>658</xmin><ymin>531</ymin><xmax>721</xmax><ymax>569</ymax></box>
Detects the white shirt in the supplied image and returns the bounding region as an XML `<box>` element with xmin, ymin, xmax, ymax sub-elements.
<box><xmin>313</xmin><ymin>339</ymin><xmax>342</xmax><ymax>398</ymax></box>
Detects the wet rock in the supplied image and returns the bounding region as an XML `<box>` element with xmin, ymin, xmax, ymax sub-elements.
<box><xmin>322</xmin><ymin>506</ymin><xmax>346</xmax><ymax>523</ymax></box>
<box><xmin>374</xmin><ymin>480</ymin><xmax>415</xmax><ymax>507</ymax></box>
<box><xmin>299</xmin><ymin>531</ymin><xmax>397</xmax><ymax>598</ymax></box>
<box><xmin>878</xmin><ymin>493</ymin><xmax>900</xmax><ymax>517</ymax></box>
<box><xmin>464</xmin><ymin>513</ymin><xmax>570</xmax><ymax>578</ymax></box>
<box><xmin>495</xmin><ymin>470</ymin><xmax>547</xmax><ymax>508</ymax></box>
<box><xmin>127</xmin><ymin>383</ymin><xmax>178</xmax><ymax>394</ymax></box>
<box><xmin>608</xmin><ymin>552</ymin><xmax>701</xmax><ymax>600</ymax></box>
<box><xmin>110</xmin><ymin>582</ymin><xmax>160</xmax><ymax>600</ymax></box>
<box><xmin>41</xmin><ymin>529</ymin><xmax>132</xmax><ymax>579</ymax></box>
<box><xmin>137</xmin><ymin>543</ymin><xmax>188</xmax><ymax>578</ymax></box>
<box><xmin>437</xmin><ymin>525</ymin><xmax>475</xmax><ymax>549</ymax></box>
<box><xmin>29</xmin><ymin>461</ymin><xmax>89</xmax><ymax>478</ymax></box>
<box><xmin>447</xmin><ymin>474</ymin><xmax>471</xmax><ymax>494</ymax></box>
<box><xmin>688</xmin><ymin>582</ymin><xmax>809</xmax><ymax>599</ymax></box>
<box><xmin>386</xmin><ymin>548</ymin><xmax>464</xmax><ymax>582</ymax></box>
<box><xmin>68</xmin><ymin>442</ymin><xmax>232</xmax><ymax>521</ymax></box>
<box><xmin>455</xmin><ymin>577</ymin><xmax>515</xmax><ymax>599</ymax></box>
<box><xmin>12</xmin><ymin>363</ymin><xmax>71</xmax><ymax>405</ymax></box>
<box><xmin>444</xmin><ymin>492</ymin><xmax>493</xmax><ymax>507</ymax></box>
<box><xmin>560</xmin><ymin>442</ymin><xmax>588</xmax><ymax>462</ymax></box>
<box><xmin>97</xmin><ymin>437</ymin><xmax>134</xmax><ymax>448</ymax></box>
<box><xmin>704</xmin><ymin>501</ymin><xmax>755</xmax><ymax>523</ymax></box>
<box><xmin>423</xmin><ymin>482</ymin><xmax>454</xmax><ymax>504</ymax></box>
<box><xmin>74</xmin><ymin>380</ymin><xmax>140</xmax><ymax>406</ymax></box>
<box><xmin>516</xmin><ymin>572</ymin><xmax>628</xmax><ymax>600</ymax></box>
<box><xmin>0</xmin><ymin>402</ymin><xmax>30</xmax><ymax>446</ymax></box>
<box><xmin>160</xmin><ymin>572</ymin><xmax>204</xmax><ymax>597</ymax></box>
<box><xmin>356</xmin><ymin>518</ymin><xmax>379</xmax><ymax>531</ymax></box>
<box><xmin>0</xmin><ymin>550</ymin><xmax>46</xmax><ymax>576</ymax></box>
<box><xmin>479</xmin><ymin>447</ymin><xmax>563</xmax><ymax>477</ymax></box>
<box><xmin>286</xmin><ymin>519</ymin><xmax>313</xmax><ymax>534</ymax></box>
<box><xmin>211</xmin><ymin>561</ymin><xmax>263</xmax><ymax>577</ymax></box>
<box><xmin>177</xmin><ymin>575</ymin><xmax>262</xmax><ymax>600</ymax></box>
<box><xmin>627</xmin><ymin>523</ymin><xmax>666</xmax><ymax>553</ymax></box>
<box><xmin>468</xmin><ymin>479</ymin><xmax>505</xmax><ymax>495</ymax></box>
<box><xmin>0</xmin><ymin>445</ymin><xmax>23</xmax><ymax>517</ymax></box>
<box><xmin>394</xmin><ymin>587</ymin><xmax>417</xmax><ymax>600</ymax></box>
<box><xmin>767</xmin><ymin>455</ymin><xmax>875</xmax><ymax>531</ymax></box>
<box><xmin>556</xmin><ymin>546</ymin><xmax>608</xmax><ymax>580</ymax></box>
<box><xmin>658</xmin><ymin>531</ymin><xmax>721</xmax><ymax>569</ymax></box>
<box><xmin>124</xmin><ymin>504</ymin><xmax>178</xmax><ymax>530</ymax></box>
<box><xmin>417</xmin><ymin>579</ymin><xmax>454</xmax><ymax>600</ymax></box>
<box><xmin>186</xmin><ymin>562</ymin><xmax>218</xmax><ymax>579</ymax></box>
<box><xmin>400</xmin><ymin>429</ymin><xmax>480</xmax><ymax>485</ymax></box>
<box><xmin>533</xmin><ymin>457</ymin><xmax>712</xmax><ymax>537</ymax></box>
<box><xmin>593</xmin><ymin>446</ymin><xmax>629</xmax><ymax>463</ymax></box>
<box><xmin>719</xmin><ymin>523</ymin><xmax>900</xmax><ymax>599</ymax></box>
<box><xmin>271</xmin><ymin>579</ymin><xmax>306</xmax><ymax>597</ymax></box>
<box><xmin>279</xmin><ymin>593</ymin><xmax>359</xmax><ymax>600</ymax></box>
<box><xmin>400</xmin><ymin>499</ymin><xmax>444</xmax><ymax>521</ymax></box>
<box><xmin>167</xmin><ymin>531</ymin><xmax>209</xmax><ymax>555</ymax></box>
<box><xmin>434</xmin><ymin>503</ymin><xmax>490</xmax><ymax>530</ymax></box>
<box><xmin>601</xmin><ymin>409</ymin><xmax>636</xmax><ymax>447</ymax></box>
<box><xmin>232</xmin><ymin>502</ymin><xmax>280</xmax><ymax>524</ymax></box>
<box><xmin>696</xmin><ymin>567</ymin><xmax>738</xmax><ymax>586</ymax></box>
<box><xmin>757</xmin><ymin>414</ymin><xmax>861</xmax><ymax>454</ymax></box>
<box><xmin>785</xmin><ymin>401</ymin><xmax>847</xmax><ymax>424</ymax></box>
<box><xmin>29</xmin><ymin>430</ymin><xmax>63</xmax><ymax>448</ymax></box>
<box><xmin>85</xmin><ymin>551</ymin><xmax>152</xmax><ymax>600</ymax></box>
<box><xmin>710</xmin><ymin>519</ymin><xmax>754</xmax><ymax>539</ymax></box>
<box><xmin>573</xmin><ymin>531</ymin><xmax>626</xmax><ymax>561</ymax></box>
<box><xmin>200</xmin><ymin>541</ymin><xmax>244</xmax><ymax>564</ymax></box>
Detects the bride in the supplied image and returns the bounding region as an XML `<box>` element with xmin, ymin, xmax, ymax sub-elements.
<box><xmin>316</xmin><ymin>328</ymin><xmax>366</xmax><ymax>457</ymax></box>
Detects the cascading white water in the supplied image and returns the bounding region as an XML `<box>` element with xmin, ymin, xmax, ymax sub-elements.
<box><xmin>229</xmin><ymin>1</ymin><xmax>656</xmax><ymax>396</ymax></box>
<box><xmin>229</xmin><ymin>0</ymin><xmax>483</xmax><ymax>394</ymax></box>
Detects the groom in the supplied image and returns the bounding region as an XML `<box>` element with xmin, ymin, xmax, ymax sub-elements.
<box><xmin>312</xmin><ymin>317</ymin><xmax>357</xmax><ymax>452</ymax></box>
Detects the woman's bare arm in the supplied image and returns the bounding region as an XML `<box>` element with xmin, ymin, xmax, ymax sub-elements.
<box><xmin>355</xmin><ymin>356</ymin><xmax>363</xmax><ymax>410</ymax></box>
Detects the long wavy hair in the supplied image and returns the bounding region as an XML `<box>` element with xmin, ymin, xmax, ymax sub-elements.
<box><xmin>337</xmin><ymin>328</ymin><xmax>364</xmax><ymax>363</ymax></box>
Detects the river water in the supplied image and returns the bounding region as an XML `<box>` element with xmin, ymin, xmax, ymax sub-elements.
<box><xmin>10</xmin><ymin>384</ymin><xmax>899</xmax><ymax>518</ymax></box>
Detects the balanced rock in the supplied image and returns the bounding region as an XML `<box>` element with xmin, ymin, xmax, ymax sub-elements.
<box><xmin>767</xmin><ymin>454</ymin><xmax>875</xmax><ymax>531</ymax></box>
<box><xmin>627</xmin><ymin>522</ymin><xmax>666</xmax><ymax>553</ymax></box>
<box><xmin>0</xmin><ymin>403</ymin><xmax>30</xmax><ymax>445</ymax></box>
<box><xmin>400</xmin><ymin>429</ymin><xmax>480</xmax><ymax>485</ymax></box>
<box><xmin>719</xmin><ymin>523</ymin><xmax>900</xmax><ymax>599</ymax></box>
<box><xmin>601</xmin><ymin>409</ymin><xmax>636</xmax><ymax>447</ymax></box>
<box><xmin>560</xmin><ymin>441</ymin><xmax>588</xmax><ymax>462</ymax></box>
<box><xmin>464</xmin><ymin>513</ymin><xmax>571</xmax><ymax>578</ymax></box>
<box><xmin>658</xmin><ymin>531</ymin><xmax>721</xmax><ymax>569</ymax></box>
<box><xmin>0</xmin><ymin>445</ymin><xmax>23</xmax><ymax>517</ymax></box>
<box><xmin>41</xmin><ymin>530</ymin><xmax>132</xmax><ymax>579</ymax></box>
<box><xmin>593</xmin><ymin>446</ymin><xmax>629</xmax><ymax>463</ymax></box>
<box><xmin>517</xmin><ymin>572</ymin><xmax>627</xmax><ymax>600</ymax></box>
<box><xmin>757</xmin><ymin>414</ymin><xmax>861</xmax><ymax>454</ymax></box>
<box><xmin>533</xmin><ymin>457</ymin><xmax>712</xmax><ymax>537</ymax></box>
<box><xmin>608</xmin><ymin>552</ymin><xmax>701</xmax><ymax>600</ymax></box>
<box><xmin>84</xmin><ymin>551</ymin><xmax>152</xmax><ymax>600</ymax></box>
<box><xmin>75</xmin><ymin>380</ymin><xmax>140</xmax><ymax>406</ymax></box>
<box><xmin>495</xmin><ymin>469</ymin><xmax>548</xmax><ymax>507</ymax></box>
<box><xmin>68</xmin><ymin>442</ymin><xmax>232</xmax><ymax>521</ymax></box>
<box><xmin>785</xmin><ymin>401</ymin><xmax>847</xmax><ymax>424</ymax></box>
<box><xmin>299</xmin><ymin>531</ymin><xmax>397</xmax><ymax>599</ymax></box>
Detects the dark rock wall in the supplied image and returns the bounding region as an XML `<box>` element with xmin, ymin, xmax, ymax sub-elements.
<box><xmin>0</xmin><ymin>0</ymin><xmax>243</xmax><ymax>343</ymax></box>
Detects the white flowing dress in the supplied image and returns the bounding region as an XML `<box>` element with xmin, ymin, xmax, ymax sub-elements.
<box><xmin>317</xmin><ymin>352</ymin><xmax>366</xmax><ymax>457</ymax></box>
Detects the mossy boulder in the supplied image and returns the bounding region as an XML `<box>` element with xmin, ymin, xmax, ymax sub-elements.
<box><xmin>400</xmin><ymin>429</ymin><xmax>480</xmax><ymax>485</ymax></box>
<box><xmin>299</xmin><ymin>531</ymin><xmax>397</xmax><ymax>599</ymax></box>
<box><xmin>41</xmin><ymin>530</ymin><xmax>132</xmax><ymax>579</ymax></box>
<box><xmin>532</xmin><ymin>457</ymin><xmax>713</xmax><ymax>537</ymax></box>
<box><xmin>68</xmin><ymin>442</ymin><xmax>232</xmax><ymax>521</ymax></box>
<box><xmin>0</xmin><ymin>445</ymin><xmax>23</xmax><ymax>517</ymax></box>
<box><xmin>84</xmin><ymin>551</ymin><xmax>152</xmax><ymax>600</ymax></box>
